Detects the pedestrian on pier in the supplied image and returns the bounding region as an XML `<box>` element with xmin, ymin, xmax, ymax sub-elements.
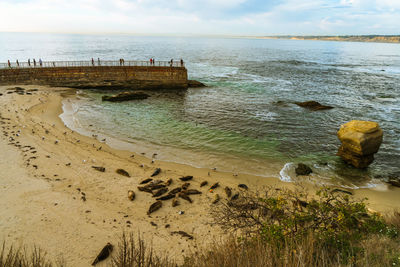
<box><xmin>170</xmin><ymin>59</ymin><xmax>173</xmax><ymax>67</ymax></box>
<box><xmin>33</xmin><ymin>59</ymin><xmax>36</xmax><ymax>67</ymax></box>
<box><xmin>98</xmin><ymin>58</ymin><xmax>101</xmax><ymax>66</ymax></box>
<box><xmin>7</xmin><ymin>60</ymin><xmax>11</xmax><ymax>68</ymax></box>
<box><xmin>39</xmin><ymin>58</ymin><xmax>43</xmax><ymax>67</ymax></box>
<box><xmin>180</xmin><ymin>59</ymin><xmax>184</xmax><ymax>67</ymax></box>
<box><xmin>16</xmin><ymin>60</ymin><xmax>19</xmax><ymax>67</ymax></box>
<box><xmin>150</xmin><ymin>58</ymin><xmax>153</xmax><ymax>65</ymax></box>
<box><xmin>122</xmin><ymin>58</ymin><xmax>125</xmax><ymax>65</ymax></box>
<box><xmin>91</xmin><ymin>58</ymin><xmax>94</xmax><ymax>66</ymax></box>
<box><xmin>28</xmin><ymin>59</ymin><xmax>31</xmax><ymax>66</ymax></box>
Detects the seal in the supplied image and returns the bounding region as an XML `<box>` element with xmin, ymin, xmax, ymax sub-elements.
<box><xmin>210</xmin><ymin>182</ymin><xmax>219</xmax><ymax>190</ymax></box>
<box><xmin>116</xmin><ymin>168</ymin><xmax>130</xmax><ymax>177</ymax></box>
<box><xmin>140</xmin><ymin>178</ymin><xmax>153</xmax><ymax>184</ymax></box>
<box><xmin>178</xmin><ymin>192</ymin><xmax>192</xmax><ymax>203</ymax></box>
<box><xmin>92</xmin><ymin>243</ymin><xmax>113</xmax><ymax>265</ymax></box>
<box><xmin>152</xmin><ymin>187</ymin><xmax>168</xmax><ymax>197</ymax></box>
<box><xmin>156</xmin><ymin>194</ymin><xmax>176</xmax><ymax>201</ymax></box>
<box><xmin>169</xmin><ymin>187</ymin><xmax>182</xmax><ymax>195</ymax></box>
<box><xmin>231</xmin><ymin>193</ymin><xmax>239</xmax><ymax>201</ymax></box>
<box><xmin>212</xmin><ymin>194</ymin><xmax>220</xmax><ymax>204</ymax></box>
<box><xmin>238</xmin><ymin>184</ymin><xmax>248</xmax><ymax>190</ymax></box>
<box><xmin>181</xmin><ymin>182</ymin><xmax>190</xmax><ymax>190</ymax></box>
<box><xmin>128</xmin><ymin>190</ymin><xmax>135</xmax><ymax>201</ymax></box>
<box><xmin>92</xmin><ymin>166</ymin><xmax>105</xmax><ymax>172</ymax></box>
<box><xmin>165</xmin><ymin>178</ymin><xmax>173</xmax><ymax>186</ymax></box>
<box><xmin>151</xmin><ymin>168</ymin><xmax>161</xmax><ymax>177</ymax></box>
<box><xmin>186</xmin><ymin>189</ymin><xmax>202</xmax><ymax>195</ymax></box>
<box><xmin>179</xmin><ymin>176</ymin><xmax>193</xmax><ymax>181</ymax></box>
<box><xmin>172</xmin><ymin>197</ymin><xmax>179</xmax><ymax>207</ymax></box>
<box><xmin>147</xmin><ymin>200</ymin><xmax>162</xmax><ymax>215</ymax></box>
<box><xmin>224</xmin><ymin>186</ymin><xmax>232</xmax><ymax>198</ymax></box>
<box><xmin>200</xmin><ymin>181</ymin><xmax>208</xmax><ymax>187</ymax></box>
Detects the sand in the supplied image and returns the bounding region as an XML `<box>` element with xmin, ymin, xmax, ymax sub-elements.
<box><xmin>1</xmin><ymin>85</ymin><xmax>400</xmax><ymax>266</ymax></box>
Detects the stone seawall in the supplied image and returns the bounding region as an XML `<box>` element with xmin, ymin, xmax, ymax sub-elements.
<box><xmin>0</xmin><ymin>66</ymin><xmax>188</xmax><ymax>90</ymax></box>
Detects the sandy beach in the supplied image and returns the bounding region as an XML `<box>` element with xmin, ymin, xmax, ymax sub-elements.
<box><xmin>1</xmin><ymin>85</ymin><xmax>400</xmax><ymax>266</ymax></box>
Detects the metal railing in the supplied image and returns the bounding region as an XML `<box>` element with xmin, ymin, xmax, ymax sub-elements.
<box><xmin>0</xmin><ymin>60</ymin><xmax>185</xmax><ymax>69</ymax></box>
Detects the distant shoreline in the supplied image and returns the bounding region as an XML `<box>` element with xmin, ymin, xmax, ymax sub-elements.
<box><xmin>253</xmin><ymin>35</ymin><xmax>400</xmax><ymax>44</ymax></box>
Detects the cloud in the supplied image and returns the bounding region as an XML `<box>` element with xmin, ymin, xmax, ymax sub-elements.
<box><xmin>0</xmin><ymin>0</ymin><xmax>399</xmax><ymax>35</ymax></box>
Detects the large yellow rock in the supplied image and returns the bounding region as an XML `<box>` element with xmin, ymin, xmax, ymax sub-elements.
<box><xmin>337</xmin><ymin>120</ymin><xmax>383</xmax><ymax>168</ymax></box>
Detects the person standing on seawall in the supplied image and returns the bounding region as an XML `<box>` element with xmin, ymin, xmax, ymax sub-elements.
<box><xmin>28</xmin><ymin>58</ymin><xmax>31</xmax><ymax>66</ymax></box>
<box><xmin>7</xmin><ymin>60</ymin><xmax>11</xmax><ymax>68</ymax></box>
<box><xmin>180</xmin><ymin>59</ymin><xmax>184</xmax><ymax>67</ymax></box>
<box><xmin>91</xmin><ymin>58</ymin><xmax>95</xmax><ymax>66</ymax></box>
<box><xmin>98</xmin><ymin>58</ymin><xmax>101</xmax><ymax>66</ymax></box>
<box><xmin>33</xmin><ymin>58</ymin><xmax>36</xmax><ymax>67</ymax></box>
<box><xmin>16</xmin><ymin>60</ymin><xmax>19</xmax><ymax>67</ymax></box>
<box><xmin>39</xmin><ymin>58</ymin><xmax>43</xmax><ymax>67</ymax></box>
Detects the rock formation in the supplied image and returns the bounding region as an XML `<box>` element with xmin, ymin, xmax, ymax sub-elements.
<box><xmin>295</xmin><ymin>101</ymin><xmax>333</xmax><ymax>111</ymax></box>
<box><xmin>188</xmin><ymin>80</ymin><xmax>206</xmax><ymax>88</ymax></box>
<box><xmin>102</xmin><ymin>91</ymin><xmax>149</xmax><ymax>102</ymax></box>
<box><xmin>337</xmin><ymin>120</ymin><xmax>383</xmax><ymax>168</ymax></box>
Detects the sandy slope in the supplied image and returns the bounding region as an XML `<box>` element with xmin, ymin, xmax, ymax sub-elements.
<box><xmin>0</xmin><ymin>85</ymin><xmax>399</xmax><ymax>266</ymax></box>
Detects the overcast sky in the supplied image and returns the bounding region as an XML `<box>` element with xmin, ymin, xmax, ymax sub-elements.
<box><xmin>0</xmin><ymin>0</ymin><xmax>399</xmax><ymax>35</ymax></box>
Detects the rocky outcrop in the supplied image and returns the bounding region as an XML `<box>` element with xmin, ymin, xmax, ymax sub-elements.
<box><xmin>337</xmin><ymin>120</ymin><xmax>383</xmax><ymax>168</ymax></box>
<box><xmin>102</xmin><ymin>92</ymin><xmax>149</xmax><ymax>102</ymax></box>
<box><xmin>295</xmin><ymin>163</ymin><xmax>313</xmax><ymax>176</ymax></box>
<box><xmin>295</xmin><ymin>101</ymin><xmax>333</xmax><ymax>111</ymax></box>
<box><xmin>188</xmin><ymin>80</ymin><xmax>206</xmax><ymax>88</ymax></box>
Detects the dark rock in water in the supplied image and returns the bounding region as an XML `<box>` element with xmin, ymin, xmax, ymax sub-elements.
<box><xmin>92</xmin><ymin>243</ymin><xmax>113</xmax><ymax>265</ymax></box>
<box><xmin>102</xmin><ymin>91</ymin><xmax>149</xmax><ymax>102</ymax></box>
<box><xmin>147</xmin><ymin>201</ymin><xmax>162</xmax><ymax>215</ymax></box>
<box><xmin>179</xmin><ymin>176</ymin><xmax>193</xmax><ymax>181</ymax></box>
<box><xmin>295</xmin><ymin>101</ymin><xmax>333</xmax><ymax>111</ymax></box>
<box><xmin>188</xmin><ymin>80</ymin><xmax>206</xmax><ymax>88</ymax></box>
<box><xmin>116</xmin><ymin>168</ymin><xmax>130</xmax><ymax>177</ymax></box>
<box><xmin>295</xmin><ymin>163</ymin><xmax>312</xmax><ymax>176</ymax></box>
<box><xmin>151</xmin><ymin>168</ymin><xmax>161</xmax><ymax>177</ymax></box>
<box><xmin>92</xmin><ymin>166</ymin><xmax>106</xmax><ymax>172</ymax></box>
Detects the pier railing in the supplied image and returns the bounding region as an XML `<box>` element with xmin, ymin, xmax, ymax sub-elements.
<box><xmin>0</xmin><ymin>60</ymin><xmax>184</xmax><ymax>69</ymax></box>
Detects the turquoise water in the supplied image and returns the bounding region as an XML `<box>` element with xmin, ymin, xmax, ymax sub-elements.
<box><xmin>1</xmin><ymin>33</ymin><xmax>399</xmax><ymax>187</ymax></box>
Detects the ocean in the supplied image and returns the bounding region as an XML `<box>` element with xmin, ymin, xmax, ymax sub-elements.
<box><xmin>1</xmin><ymin>33</ymin><xmax>399</xmax><ymax>188</ymax></box>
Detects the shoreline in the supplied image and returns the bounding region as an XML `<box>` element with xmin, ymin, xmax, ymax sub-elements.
<box><xmin>1</xmin><ymin>85</ymin><xmax>400</xmax><ymax>265</ymax></box>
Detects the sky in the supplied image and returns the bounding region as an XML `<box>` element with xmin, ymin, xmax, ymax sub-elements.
<box><xmin>0</xmin><ymin>0</ymin><xmax>399</xmax><ymax>36</ymax></box>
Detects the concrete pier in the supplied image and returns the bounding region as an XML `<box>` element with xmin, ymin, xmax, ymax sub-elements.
<box><xmin>0</xmin><ymin>60</ymin><xmax>188</xmax><ymax>90</ymax></box>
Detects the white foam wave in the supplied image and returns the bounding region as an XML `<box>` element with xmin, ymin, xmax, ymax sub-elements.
<box><xmin>279</xmin><ymin>162</ymin><xmax>296</xmax><ymax>182</ymax></box>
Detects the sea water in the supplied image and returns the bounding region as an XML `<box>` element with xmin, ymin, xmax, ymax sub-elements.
<box><xmin>1</xmin><ymin>33</ymin><xmax>399</xmax><ymax>187</ymax></box>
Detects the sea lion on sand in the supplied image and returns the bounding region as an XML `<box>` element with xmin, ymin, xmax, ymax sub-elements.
<box><xmin>172</xmin><ymin>197</ymin><xmax>179</xmax><ymax>207</ymax></box>
<box><xmin>140</xmin><ymin>178</ymin><xmax>153</xmax><ymax>184</ymax></box>
<box><xmin>137</xmin><ymin>186</ymin><xmax>153</xmax><ymax>194</ymax></box>
<box><xmin>186</xmin><ymin>189</ymin><xmax>202</xmax><ymax>195</ymax></box>
<box><xmin>151</xmin><ymin>168</ymin><xmax>161</xmax><ymax>177</ymax></box>
<box><xmin>148</xmin><ymin>201</ymin><xmax>162</xmax><ymax>215</ymax></box>
<box><xmin>116</xmin><ymin>168</ymin><xmax>130</xmax><ymax>177</ymax></box>
<box><xmin>179</xmin><ymin>176</ymin><xmax>193</xmax><ymax>181</ymax></box>
<box><xmin>128</xmin><ymin>190</ymin><xmax>135</xmax><ymax>201</ymax></box>
<box><xmin>178</xmin><ymin>192</ymin><xmax>192</xmax><ymax>203</ymax></box>
<box><xmin>92</xmin><ymin>243</ymin><xmax>113</xmax><ymax>265</ymax></box>
<box><xmin>200</xmin><ymin>181</ymin><xmax>208</xmax><ymax>187</ymax></box>
<box><xmin>224</xmin><ymin>187</ymin><xmax>232</xmax><ymax>197</ymax></box>
<box><xmin>156</xmin><ymin>194</ymin><xmax>176</xmax><ymax>201</ymax></box>
<box><xmin>92</xmin><ymin>166</ymin><xmax>105</xmax><ymax>172</ymax></box>
<box><xmin>238</xmin><ymin>184</ymin><xmax>248</xmax><ymax>190</ymax></box>
<box><xmin>169</xmin><ymin>187</ymin><xmax>182</xmax><ymax>195</ymax></box>
<box><xmin>152</xmin><ymin>187</ymin><xmax>168</xmax><ymax>197</ymax></box>
<box><xmin>181</xmin><ymin>183</ymin><xmax>190</xmax><ymax>190</ymax></box>
<box><xmin>212</xmin><ymin>194</ymin><xmax>220</xmax><ymax>204</ymax></box>
<box><xmin>149</xmin><ymin>184</ymin><xmax>166</xmax><ymax>190</ymax></box>
<box><xmin>171</xmin><ymin>231</ymin><xmax>194</xmax><ymax>240</ymax></box>
<box><xmin>165</xmin><ymin>178</ymin><xmax>173</xmax><ymax>186</ymax></box>
<box><xmin>210</xmin><ymin>182</ymin><xmax>219</xmax><ymax>190</ymax></box>
<box><xmin>231</xmin><ymin>193</ymin><xmax>239</xmax><ymax>201</ymax></box>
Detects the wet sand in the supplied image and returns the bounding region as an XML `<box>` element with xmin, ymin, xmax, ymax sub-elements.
<box><xmin>1</xmin><ymin>85</ymin><xmax>400</xmax><ymax>266</ymax></box>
